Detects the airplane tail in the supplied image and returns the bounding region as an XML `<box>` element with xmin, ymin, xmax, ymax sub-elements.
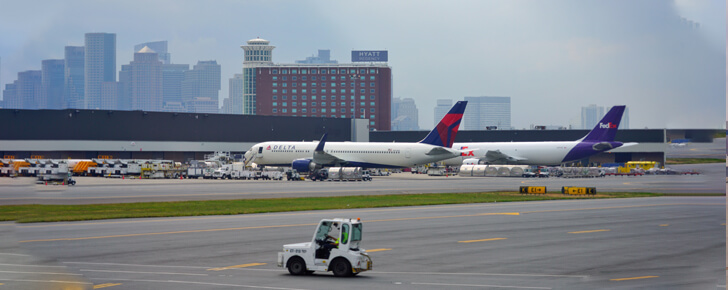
<box><xmin>581</xmin><ymin>105</ymin><xmax>626</xmax><ymax>142</ymax></box>
<box><xmin>419</xmin><ymin>101</ymin><xmax>467</xmax><ymax>148</ymax></box>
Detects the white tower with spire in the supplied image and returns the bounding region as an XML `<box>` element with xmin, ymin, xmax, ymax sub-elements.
<box><xmin>241</xmin><ymin>38</ymin><xmax>275</xmax><ymax>114</ymax></box>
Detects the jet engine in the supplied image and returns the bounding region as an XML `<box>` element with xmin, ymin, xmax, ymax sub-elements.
<box><xmin>292</xmin><ymin>158</ymin><xmax>319</xmax><ymax>173</ymax></box>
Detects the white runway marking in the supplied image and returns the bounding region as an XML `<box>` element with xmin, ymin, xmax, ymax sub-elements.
<box><xmin>88</xmin><ymin>277</ymin><xmax>309</xmax><ymax>289</ymax></box>
<box><xmin>370</xmin><ymin>271</ymin><xmax>587</xmax><ymax>278</ymax></box>
<box><xmin>0</xmin><ymin>253</ymin><xmax>31</xmax><ymax>256</ymax></box>
<box><xmin>0</xmin><ymin>278</ymin><xmax>91</xmax><ymax>285</ymax></box>
<box><xmin>0</xmin><ymin>263</ymin><xmax>67</xmax><ymax>268</ymax></box>
<box><xmin>64</xmin><ymin>261</ymin><xmax>212</xmax><ymax>269</ymax></box>
<box><xmin>412</xmin><ymin>282</ymin><xmax>552</xmax><ymax>289</ymax></box>
<box><xmin>81</xmin><ymin>269</ymin><xmax>209</xmax><ymax>276</ymax></box>
<box><xmin>0</xmin><ymin>270</ymin><xmax>82</xmax><ymax>276</ymax></box>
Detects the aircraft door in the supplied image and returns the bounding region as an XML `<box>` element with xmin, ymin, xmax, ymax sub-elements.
<box><xmin>405</xmin><ymin>148</ymin><xmax>411</xmax><ymax>158</ymax></box>
<box><xmin>256</xmin><ymin>146</ymin><xmax>264</xmax><ymax>158</ymax></box>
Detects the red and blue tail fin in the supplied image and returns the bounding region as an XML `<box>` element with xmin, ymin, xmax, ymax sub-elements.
<box><xmin>581</xmin><ymin>105</ymin><xmax>626</xmax><ymax>142</ymax></box>
<box><xmin>419</xmin><ymin>101</ymin><xmax>467</xmax><ymax>148</ymax></box>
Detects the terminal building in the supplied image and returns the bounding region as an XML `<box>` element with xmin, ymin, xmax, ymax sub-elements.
<box><xmin>240</xmin><ymin>38</ymin><xmax>392</xmax><ymax>131</ymax></box>
<box><xmin>1</xmin><ymin>108</ymin><xmax>718</xmax><ymax>166</ymax></box>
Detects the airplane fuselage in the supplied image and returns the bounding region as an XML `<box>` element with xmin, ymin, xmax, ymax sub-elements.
<box><xmin>247</xmin><ymin>141</ymin><xmax>460</xmax><ymax>168</ymax></box>
<box><xmin>445</xmin><ymin>140</ymin><xmax>623</xmax><ymax>166</ymax></box>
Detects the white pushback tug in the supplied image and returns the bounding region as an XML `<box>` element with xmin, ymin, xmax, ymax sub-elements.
<box><xmin>278</xmin><ymin>218</ymin><xmax>372</xmax><ymax>277</ymax></box>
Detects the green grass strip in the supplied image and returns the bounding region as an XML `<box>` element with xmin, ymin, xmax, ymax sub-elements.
<box><xmin>665</xmin><ymin>158</ymin><xmax>725</xmax><ymax>164</ymax></box>
<box><xmin>0</xmin><ymin>192</ymin><xmax>664</xmax><ymax>223</ymax></box>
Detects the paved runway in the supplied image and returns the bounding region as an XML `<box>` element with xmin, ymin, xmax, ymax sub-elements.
<box><xmin>1</xmin><ymin>196</ymin><xmax>724</xmax><ymax>289</ymax></box>
<box><xmin>0</xmin><ymin>162</ymin><xmax>723</xmax><ymax>205</ymax></box>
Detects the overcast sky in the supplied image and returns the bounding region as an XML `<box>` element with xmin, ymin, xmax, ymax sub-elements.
<box><xmin>0</xmin><ymin>0</ymin><xmax>724</xmax><ymax>129</ymax></box>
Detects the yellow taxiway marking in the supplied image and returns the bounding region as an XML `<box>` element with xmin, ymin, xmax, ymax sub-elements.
<box><xmin>659</xmin><ymin>224</ymin><xmax>669</xmax><ymax>227</ymax></box>
<box><xmin>94</xmin><ymin>283</ymin><xmax>122</xmax><ymax>289</ymax></box>
<box><xmin>568</xmin><ymin>229</ymin><xmax>610</xmax><ymax>234</ymax></box>
<box><xmin>366</xmin><ymin>248</ymin><xmax>392</xmax><ymax>253</ymax></box>
<box><xmin>207</xmin><ymin>263</ymin><xmax>266</xmax><ymax>271</ymax></box>
<box><xmin>458</xmin><ymin>238</ymin><xmax>507</xmax><ymax>243</ymax></box>
<box><xmin>610</xmin><ymin>276</ymin><xmax>659</xmax><ymax>281</ymax></box>
<box><xmin>20</xmin><ymin>203</ymin><xmax>722</xmax><ymax>243</ymax></box>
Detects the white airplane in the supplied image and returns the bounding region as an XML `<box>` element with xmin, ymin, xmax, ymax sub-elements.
<box><xmin>443</xmin><ymin>105</ymin><xmax>635</xmax><ymax>166</ymax></box>
<box><xmin>244</xmin><ymin>101</ymin><xmax>468</xmax><ymax>172</ymax></box>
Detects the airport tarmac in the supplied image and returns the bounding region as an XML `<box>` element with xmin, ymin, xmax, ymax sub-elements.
<box><xmin>0</xmin><ymin>162</ymin><xmax>723</xmax><ymax>205</ymax></box>
<box><xmin>1</xmin><ymin>196</ymin><xmax>724</xmax><ymax>289</ymax></box>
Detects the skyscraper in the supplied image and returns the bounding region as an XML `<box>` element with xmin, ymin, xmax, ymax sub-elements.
<box><xmin>135</xmin><ymin>41</ymin><xmax>171</xmax><ymax>64</ymax></box>
<box><xmin>241</xmin><ymin>38</ymin><xmax>275</xmax><ymax>115</ymax></box>
<box><xmin>182</xmin><ymin>60</ymin><xmax>221</xmax><ymax>112</ymax></box>
<box><xmin>162</xmin><ymin>64</ymin><xmax>189</xmax><ymax>108</ymax></box>
<box><xmin>228</xmin><ymin>73</ymin><xmax>244</xmax><ymax>114</ymax></box>
<box><xmin>433</xmin><ymin>99</ymin><xmax>453</xmax><ymax>127</ymax></box>
<box><xmin>41</xmin><ymin>59</ymin><xmax>65</xmax><ymax>109</ymax></box>
<box><xmin>84</xmin><ymin>33</ymin><xmax>116</xmax><ymax>110</ymax></box>
<box><xmin>130</xmin><ymin>46</ymin><xmax>163</xmax><ymax>111</ymax></box>
<box><xmin>463</xmin><ymin>96</ymin><xmax>511</xmax><ymax>130</ymax></box>
<box><xmin>16</xmin><ymin>71</ymin><xmax>42</xmax><ymax>110</ymax></box>
<box><xmin>118</xmin><ymin>65</ymin><xmax>132</xmax><ymax>110</ymax></box>
<box><xmin>64</xmin><ymin>46</ymin><xmax>84</xmax><ymax>109</ymax></box>
<box><xmin>2</xmin><ymin>82</ymin><xmax>17</xmax><ymax>109</ymax></box>
<box><xmin>581</xmin><ymin>104</ymin><xmax>605</xmax><ymax>129</ymax></box>
<box><xmin>391</xmin><ymin>98</ymin><xmax>419</xmax><ymax>131</ymax></box>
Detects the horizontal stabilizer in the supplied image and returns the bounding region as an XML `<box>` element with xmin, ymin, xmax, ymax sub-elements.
<box><xmin>484</xmin><ymin>150</ymin><xmax>527</xmax><ymax>164</ymax></box>
<box><xmin>425</xmin><ymin>147</ymin><xmax>460</xmax><ymax>156</ymax></box>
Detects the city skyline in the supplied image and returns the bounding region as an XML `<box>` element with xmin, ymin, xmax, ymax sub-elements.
<box><xmin>0</xmin><ymin>0</ymin><xmax>724</xmax><ymax>129</ymax></box>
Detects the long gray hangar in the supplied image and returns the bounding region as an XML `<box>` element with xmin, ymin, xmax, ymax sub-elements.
<box><xmin>443</xmin><ymin>105</ymin><xmax>634</xmax><ymax>166</ymax></box>
<box><xmin>244</xmin><ymin>101</ymin><xmax>468</xmax><ymax>172</ymax></box>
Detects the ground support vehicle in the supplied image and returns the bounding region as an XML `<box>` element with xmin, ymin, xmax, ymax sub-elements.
<box><xmin>286</xmin><ymin>169</ymin><xmax>303</xmax><ymax>181</ymax></box>
<box><xmin>324</xmin><ymin>167</ymin><xmax>370</xmax><ymax>181</ymax></box>
<box><xmin>278</xmin><ymin>218</ymin><xmax>372</xmax><ymax>277</ymax></box>
<box><xmin>140</xmin><ymin>161</ymin><xmax>186</xmax><ymax>179</ymax></box>
<box><xmin>36</xmin><ymin>160</ymin><xmax>70</xmax><ymax>182</ymax></box>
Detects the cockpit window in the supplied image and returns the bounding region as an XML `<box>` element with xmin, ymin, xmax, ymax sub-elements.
<box><xmin>258</xmin><ymin>146</ymin><xmax>263</xmax><ymax>153</ymax></box>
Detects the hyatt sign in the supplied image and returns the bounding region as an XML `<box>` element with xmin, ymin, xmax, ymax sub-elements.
<box><xmin>351</xmin><ymin>50</ymin><xmax>388</xmax><ymax>62</ymax></box>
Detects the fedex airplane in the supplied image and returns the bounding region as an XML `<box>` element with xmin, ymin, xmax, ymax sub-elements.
<box><xmin>244</xmin><ymin>101</ymin><xmax>467</xmax><ymax>172</ymax></box>
<box><xmin>443</xmin><ymin>105</ymin><xmax>634</xmax><ymax>166</ymax></box>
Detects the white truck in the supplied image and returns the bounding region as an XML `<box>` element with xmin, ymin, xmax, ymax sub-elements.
<box><xmin>278</xmin><ymin>218</ymin><xmax>372</xmax><ymax>277</ymax></box>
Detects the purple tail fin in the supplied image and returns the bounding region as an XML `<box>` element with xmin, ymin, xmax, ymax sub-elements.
<box><xmin>419</xmin><ymin>101</ymin><xmax>467</xmax><ymax>148</ymax></box>
<box><xmin>582</xmin><ymin>105</ymin><xmax>626</xmax><ymax>142</ymax></box>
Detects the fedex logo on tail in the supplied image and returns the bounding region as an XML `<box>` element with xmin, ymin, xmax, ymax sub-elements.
<box><xmin>599</xmin><ymin>122</ymin><xmax>617</xmax><ymax>129</ymax></box>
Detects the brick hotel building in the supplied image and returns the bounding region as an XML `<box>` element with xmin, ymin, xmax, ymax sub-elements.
<box><xmin>241</xmin><ymin>38</ymin><xmax>392</xmax><ymax>131</ymax></box>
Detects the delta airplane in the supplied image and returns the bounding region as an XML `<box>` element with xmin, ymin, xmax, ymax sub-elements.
<box><xmin>244</xmin><ymin>101</ymin><xmax>467</xmax><ymax>172</ymax></box>
<box><xmin>443</xmin><ymin>105</ymin><xmax>634</xmax><ymax>166</ymax></box>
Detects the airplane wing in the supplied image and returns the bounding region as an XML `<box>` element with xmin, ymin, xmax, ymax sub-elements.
<box><xmin>425</xmin><ymin>147</ymin><xmax>460</xmax><ymax>156</ymax></box>
<box><xmin>482</xmin><ymin>150</ymin><xmax>527</xmax><ymax>164</ymax></box>
<box><xmin>311</xmin><ymin>133</ymin><xmax>348</xmax><ymax>166</ymax></box>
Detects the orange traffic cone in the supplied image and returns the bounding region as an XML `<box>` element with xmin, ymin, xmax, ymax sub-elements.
<box><xmin>45</xmin><ymin>181</ymin><xmax>47</xmax><ymax>186</ymax></box>
<box><xmin>180</xmin><ymin>175</ymin><xmax>183</xmax><ymax>180</ymax></box>
<box><xmin>122</xmin><ymin>175</ymin><xmax>124</xmax><ymax>179</ymax></box>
